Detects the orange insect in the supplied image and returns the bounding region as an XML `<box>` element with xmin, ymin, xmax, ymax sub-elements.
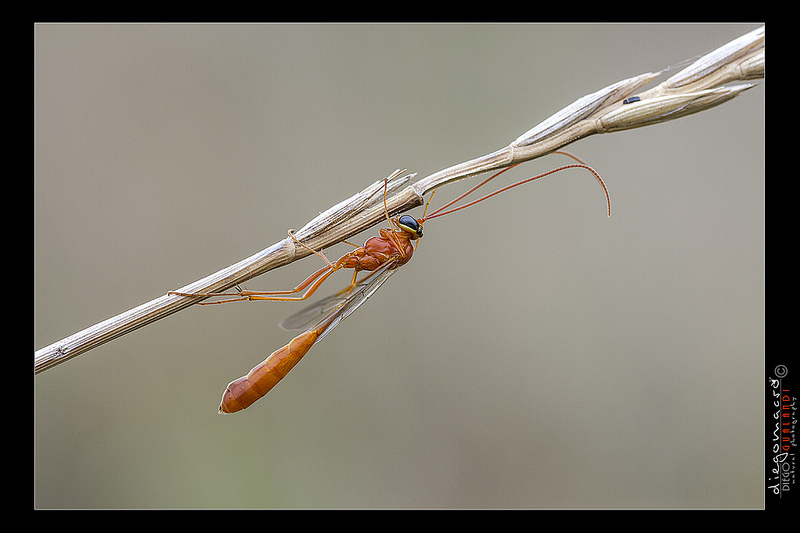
<box><xmin>170</xmin><ymin>152</ymin><xmax>610</xmax><ymax>413</ymax></box>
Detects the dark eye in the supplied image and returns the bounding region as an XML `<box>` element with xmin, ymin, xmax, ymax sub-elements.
<box><xmin>398</xmin><ymin>215</ymin><xmax>422</xmax><ymax>238</ymax></box>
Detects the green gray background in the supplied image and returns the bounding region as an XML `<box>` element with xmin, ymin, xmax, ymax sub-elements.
<box><xmin>35</xmin><ymin>23</ymin><xmax>765</xmax><ymax>508</ymax></box>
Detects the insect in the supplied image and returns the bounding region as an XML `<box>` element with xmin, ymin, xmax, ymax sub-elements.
<box><xmin>170</xmin><ymin>151</ymin><xmax>611</xmax><ymax>413</ymax></box>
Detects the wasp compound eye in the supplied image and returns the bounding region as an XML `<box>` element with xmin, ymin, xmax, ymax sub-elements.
<box><xmin>398</xmin><ymin>215</ymin><xmax>422</xmax><ymax>238</ymax></box>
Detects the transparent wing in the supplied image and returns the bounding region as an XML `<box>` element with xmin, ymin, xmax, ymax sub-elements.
<box><xmin>279</xmin><ymin>259</ymin><xmax>399</xmax><ymax>342</ymax></box>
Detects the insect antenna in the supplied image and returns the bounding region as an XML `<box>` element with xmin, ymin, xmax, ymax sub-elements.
<box><xmin>422</xmin><ymin>151</ymin><xmax>611</xmax><ymax>222</ymax></box>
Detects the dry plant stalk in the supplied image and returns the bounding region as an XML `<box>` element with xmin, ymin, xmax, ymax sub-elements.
<box><xmin>35</xmin><ymin>26</ymin><xmax>764</xmax><ymax>374</ymax></box>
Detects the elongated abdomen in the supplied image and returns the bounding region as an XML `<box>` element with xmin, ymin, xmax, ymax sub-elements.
<box><xmin>219</xmin><ymin>329</ymin><xmax>319</xmax><ymax>414</ymax></box>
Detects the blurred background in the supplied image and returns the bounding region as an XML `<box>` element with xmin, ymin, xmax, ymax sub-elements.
<box><xmin>34</xmin><ymin>23</ymin><xmax>764</xmax><ymax>508</ymax></box>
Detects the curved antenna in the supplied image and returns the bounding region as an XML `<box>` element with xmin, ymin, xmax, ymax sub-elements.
<box><xmin>422</xmin><ymin>151</ymin><xmax>611</xmax><ymax>221</ymax></box>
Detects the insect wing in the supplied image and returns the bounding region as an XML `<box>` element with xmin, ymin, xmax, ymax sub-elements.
<box><xmin>277</xmin><ymin>285</ymin><xmax>352</xmax><ymax>332</ymax></box>
<box><xmin>315</xmin><ymin>262</ymin><xmax>398</xmax><ymax>341</ymax></box>
<box><xmin>279</xmin><ymin>260</ymin><xmax>399</xmax><ymax>342</ymax></box>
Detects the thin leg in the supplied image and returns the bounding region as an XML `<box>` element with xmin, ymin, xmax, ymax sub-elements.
<box><xmin>379</xmin><ymin>177</ymin><xmax>410</xmax><ymax>261</ymax></box>
<box><xmin>168</xmin><ymin>231</ymin><xmax>353</xmax><ymax>304</ymax></box>
<box><xmin>169</xmin><ymin>262</ymin><xmax>338</xmax><ymax>304</ymax></box>
<box><xmin>287</xmin><ymin>229</ymin><xmax>336</xmax><ymax>269</ymax></box>
<box><xmin>239</xmin><ymin>265</ymin><xmax>339</xmax><ymax>302</ymax></box>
